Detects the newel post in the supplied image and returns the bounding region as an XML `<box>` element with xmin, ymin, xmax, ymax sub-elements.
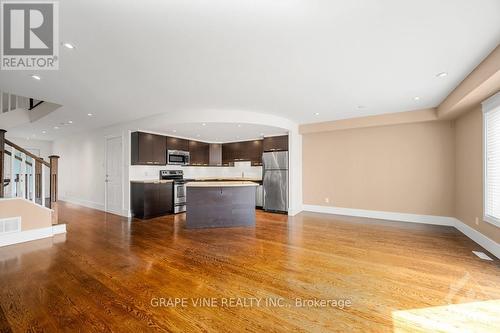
<box><xmin>49</xmin><ymin>155</ymin><xmax>60</xmax><ymax>224</ymax></box>
<box><xmin>0</xmin><ymin>129</ymin><xmax>6</xmax><ymax>198</ymax></box>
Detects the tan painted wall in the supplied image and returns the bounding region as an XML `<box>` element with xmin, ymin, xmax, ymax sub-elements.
<box><xmin>455</xmin><ymin>106</ymin><xmax>500</xmax><ymax>243</ymax></box>
<box><xmin>303</xmin><ymin>121</ymin><xmax>455</xmax><ymax>216</ymax></box>
<box><xmin>0</xmin><ymin>198</ymin><xmax>52</xmax><ymax>231</ymax></box>
<box><xmin>300</xmin><ymin>108</ymin><xmax>438</xmax><ymax>134</ymax></box>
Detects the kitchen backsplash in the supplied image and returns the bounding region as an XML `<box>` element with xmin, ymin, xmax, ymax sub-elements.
<box><xmin>129</xmin><ymin>161</ymin><xmax>263</xmax><ymax>181</ymax></box>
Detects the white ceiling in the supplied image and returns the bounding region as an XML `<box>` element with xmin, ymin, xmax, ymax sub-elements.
<box><xmin>141</xmin><ymin>122</ymin><xmax>287</xmax><ymax>143</ymax></box>
<box><xmin>1</xmin><ymin>0</ymin><xmax>500</xmax><ymax>141</ymax></box>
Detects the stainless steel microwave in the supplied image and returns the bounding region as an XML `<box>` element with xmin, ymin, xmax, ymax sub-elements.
<box><xmin>167</xmin><ymin>150</ymin><xmax>190</xmax><ymax>165</ymax></box>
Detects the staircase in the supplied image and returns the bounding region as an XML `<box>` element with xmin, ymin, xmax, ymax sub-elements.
<box><xmin>0</xmin><ymin>129</ymin><xmax>64</xmax><ymax>247</ymax></box>
<box><xmin>1</xmin><ymin>91</ymin><xmax>60</xmax><ymax>129</ymax></box>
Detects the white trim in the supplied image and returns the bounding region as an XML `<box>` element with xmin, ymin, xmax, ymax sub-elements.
<box><xmin>59</xmin><ymin>198</ymin><xmax>130</xmax><ymax>217</ymax></box>
<box><xmin>481</xmin><ymin>91</ymin><xmax>500</xmax><ymax>113</ymax></box>
<box><xmin>104</xmin><ymin>134</ymin><xmax>125</xmax><ymax>216</ymax></box>
<box><xmin>484</xmin><ymin>215</ymin><xmax>500</xmax><ymax>228</ymax></box>
<box><xmin>301</xmin><ymin>205</ymin><xmax>499</xmax><ymax>259</ymax></box>
<box><xmin>482</xmin><ymin>91</ymin><xmax>500</xmax><ymax>228</ymax></box>
<box><xmin>0</xmin><ymin>224</ymin><xmax>67</xmax><ymax>247</ymax></box>
<box><xmin>454</xmin><ymin>218</ymin><xmax>500</xmax><ymax>259</ymax></box>
<box><xmin>52</xmin><ymin>224</ymin><xmax>66</xmax><ymax>235</ymax></box>
<box><xmin>60</xmin><ymin>197</ymin><xmax>105</xmax><ymax>211</ymax></box>
<box><xmin>302</xmin><ymin>205</ymin><xmax>456</xmax><ymax>226</ymax></box>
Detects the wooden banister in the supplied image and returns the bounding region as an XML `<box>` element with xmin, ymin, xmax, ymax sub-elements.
<box><xmin>4</xmin><ymin>139</ymin><xmax>49</xmax><ymax>167</ymax></box>
<box><xmin>0</xmin><ymin>129</ymin><xmax>5</xmax><ymax>198</ymax></box>
<box><xmin>1</xmin><ymin>130</ymin><xmax>59</xmax><ymax>216</ymax></box>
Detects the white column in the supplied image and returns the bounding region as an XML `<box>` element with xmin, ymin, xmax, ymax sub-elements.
<box><xmin>31</xmin><ymin>161</ymin><xmax>36</xmax><ymax>203</ymax></box>
<box><xmin>41</xmin><ymin>166</ymin><xmax>46</xmax><ymax>207</ymax></box>
<box><xmin>10</xmin><ymin>147</ymin><xmax>16</xmax><ymax>197</ymax></box>
<box><xmin>19</xmin><ymin>152</ymin><xmax>26</xmax><ymax>199</ymax></box>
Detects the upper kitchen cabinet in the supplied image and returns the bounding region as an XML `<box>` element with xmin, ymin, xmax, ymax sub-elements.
<box><xmin>166</xmin><ymin>136</ymin><xmax>189</xmax><ymax>151</ymax></box>
<box><xmin>248</xmin><ymin>140</ymin><xmax>263</xmax><ymax>166</ymax></box>
<box><xmin>222</xmin><ymin>140</ymin><xmax>263</xmax><ymax>166</ymax></box>
<box><xmin>209</xmin><ymin>144</ymin><xmax>222</xmax><ymax>166</ymax></box>
<box><xmin>263</xmin><ymin>135</ymin><xmax>288</xmax><ymax>152</ymax></box>
<box><xmin>189</xmin><ymin>140</ymin><xmax>210</xmax><ymax>165</ymax></box>
<box><xmin>131</xmin><ymin>131</ymin><xmax>167</xmax><ymax>165</ymax></box>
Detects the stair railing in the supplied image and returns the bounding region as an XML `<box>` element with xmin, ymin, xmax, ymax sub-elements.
<box><xmin>0</xmin><ymin>129</ymin><xmax>60</xmax><ymax>224</ymax></box>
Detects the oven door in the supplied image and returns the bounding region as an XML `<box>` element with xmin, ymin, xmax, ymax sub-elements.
<box><xmin>174</xmin><ymin>183</ymin><xmax>186</xmax><ymax>205</ymax></box>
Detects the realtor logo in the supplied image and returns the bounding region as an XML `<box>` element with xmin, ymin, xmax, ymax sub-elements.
<box><xmin>1</xmin><ymin>1</ymin><xmax>59</xmax><ymax>70</ymax></box>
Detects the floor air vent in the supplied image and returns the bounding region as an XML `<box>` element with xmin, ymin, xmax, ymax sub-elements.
<box><xmin>472</xmin><ymin>251</ymin><xmax>493</xmax><ymax>261</ymax></box>
<box><xmin>0</xmin><ymin>217</ymin><xmax>21</xmax><ymax>234</ymax></box>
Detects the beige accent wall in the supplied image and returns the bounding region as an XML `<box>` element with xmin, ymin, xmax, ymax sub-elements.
<box><xmin>300</xmin><ymin>108</ymin><xmax>438</xmax><ymax>134</ymax></box>
<box><xmin>438</xmin><ymin>45</ymin><xmax>500</xmax><ymax>119</ymax></box>
<box><xmin>455</xmin><ymin>106</ymin><xmax>500</xmax><ymax>243</ymax></box>
<box><xmin>303</xmin><ymin>121</ymin><xmax>455</xmax><ymax>216</ymax></box>
<box><xmin>0</xmin><ymin>198</ymin><xmax>52</xmax><ymax>231</ymax></box>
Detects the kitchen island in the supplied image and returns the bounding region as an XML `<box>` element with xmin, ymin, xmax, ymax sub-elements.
<box><xmin>185</xmin><ymin>181</ymin><xmax>259</xmax><ymax>229</ymax></box>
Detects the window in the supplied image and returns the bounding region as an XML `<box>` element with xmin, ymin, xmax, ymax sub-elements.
<box><xmin>483</xmin><ymin>92</ymin><xmax>500</xmax><ymax>227</ymax></box>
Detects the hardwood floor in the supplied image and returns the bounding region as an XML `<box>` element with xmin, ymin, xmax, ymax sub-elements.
<box><xmin>0</xmin><ymin>202</ymin><xmax>498</xmax><ymax>332</ymax></box>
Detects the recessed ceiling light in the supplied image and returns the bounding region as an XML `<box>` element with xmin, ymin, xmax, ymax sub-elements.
<box><xmin>42</xmin><ymin>130</ymin><xmax>46</xmax><ymax>134</ymax></box>
<box><xmin>68</xmin><ymin>120</ymin><xmax>73</xmax><ymax>124</ymax></box>
<box><xmin>172</xmin><ymin>129</ymin><xmax>177</xmax><ymax>133</ymax></box>
<box><xmin>87</xmin><ymin>113</ymin><xmax>93</xmax><ymax>117</ymax></box>
<box><xmin>53</xmin><ymin>126</ymin><xmax>59</xmax><ymax>130</ymax></box>
<box><xmin>31</xmin><ymin>74</ymin><xmax>41</xmax><ymax>80</ymax></box>
<box><xmin>314</xmin><ymin>112</ymin><xmax>320</xmax><ymax>116</ymax></box>
<box><xmin>414</xmin><ymin>96</ymin><xmax>420</xmax><ymax>101</ymax></box>
<box><xmin>62</xmin><ymin>42</ymin><xmax>75</xmax><ymax>49</ymax></box>
<box><xmin>237</xmin><ymin>124</ymin><xmax>242</xmax><ymax>128</ymax></box>
<box><xmin>436</xmin><ymin>72</ymin><xmax>448</xmax><ymax>78</ymax></box>
<box><xmin>202</xmin><ymin>123</ymin><xmax>206</xmax><ymax>126</ymax></box>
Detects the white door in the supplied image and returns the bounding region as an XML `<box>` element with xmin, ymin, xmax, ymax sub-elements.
<box><xmin>105</xmin><ymin>136</ymin><xmax>123</xmax><ymax>215</ymax></box>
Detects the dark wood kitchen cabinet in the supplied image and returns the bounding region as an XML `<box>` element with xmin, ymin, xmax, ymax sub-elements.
<box><xmin>222</xmin><ymin>140</ymin><xmax>263</xmax><ymax>166</ymax></box>
<box><xmin>166</xmin><ymin>136</ymin><xmax>189</xmax><ymax>151</ymax></box>
<box><xmin>131</xmin><ymin>181</ymin><xmax>173</xmax><ymax>219</ymax></box>
<box><xmin>189</xmin><ymin>140</ymin><xmax>210</xmax><ymax>165</ymax></box>
<box><xmin>131</xmin><ymin>131</ymin><xmax>167</xmax><ymax>165</ymax></box>
<box><xmin>263</xmin><ymin>135</ymin><xmax>288</xmax><ymax>152</ymax></box>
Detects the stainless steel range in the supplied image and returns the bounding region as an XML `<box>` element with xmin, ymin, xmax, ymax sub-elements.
<box><xmin>160</xmin><ymin>170</ymin><xmax>187</xmax><ymax>213</ymax></box>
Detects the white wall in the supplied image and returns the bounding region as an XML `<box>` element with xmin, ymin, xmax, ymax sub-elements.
<box><xmin>52</xmin><ymin>109</ymin><xmax>302</xmax><ymax>217</ymax></box>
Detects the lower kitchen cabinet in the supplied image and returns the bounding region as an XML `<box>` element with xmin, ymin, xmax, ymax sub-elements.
<box><xmin>131</xmin><ymin>182</ymin><xmax>173</xmax><ymax>219</ymax></box>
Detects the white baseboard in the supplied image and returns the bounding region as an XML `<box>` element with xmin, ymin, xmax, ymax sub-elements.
<box><xmin>302</xmin><ymin>205</ymin><xmax>456</xmax><ymax>226</ymax></box>
<box><xmin>0</xmin><ymin>224</ymin><xmax>67</xmax><ymax>247</ymax></box>
<box><xmin>302</xmin><ymin>205</ymin><xmax>499</xmax><ymax>259</ymax></box>
<box><xmin>52</xmin><ymin>224</ymin><xmax>67</xmax><ymax>235</ymax></box>
<box><xmin>59</xmin><ymin>197</ymin><xmax>129</xmax><ymax>218</ymax></box>
<box><xmin>60</xmin><ymin>197</ymin><xmax>105</xmax><ymax>211</ymax></box>
<box><xmin>453</xmin><ymin>218</ymin><xmax>500</xmax><ymax>259</ymax></box>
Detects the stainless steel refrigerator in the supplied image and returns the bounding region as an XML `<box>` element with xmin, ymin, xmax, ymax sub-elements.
<box><xmin>262</xmin><ymin>151</ymin><xmax>288</xmax><ymax>213</ymax></box>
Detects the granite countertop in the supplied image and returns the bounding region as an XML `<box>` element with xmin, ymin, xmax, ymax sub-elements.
<box><xmin>130</xmin><ymin>180</ymin><xmax>174</xmax><ymax>184</ymax></box>
<box><xmin>191</xmin><ymin>177</ymin><xmax>262</xmax><ymax>182</ymax></box>
<box><xmin>186</xmin><ymin>181</ymin><xmax>259</xmax><ymax>187</ymax></box>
